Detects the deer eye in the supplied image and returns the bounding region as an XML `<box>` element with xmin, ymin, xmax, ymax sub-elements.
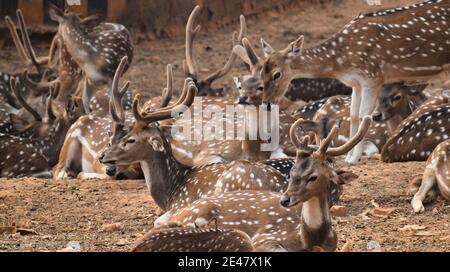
<box><xmin>308</xmin><ymin>175</ymin><xmax>318</xmax><ymax>182</ymax></box>
<box><xmin>393</xmin><ymin>94</ymin><xmax>402</xmax><ymax>101</ymax></box>
<box><xmin>273</xmin><ymin>71</ymin><xmax>282</xmax><ymax>81</ymax></box>
<box><xmin>257</xmin><ymin>86</ymin><xmax>264</xmax><ymax>92</ymax></box>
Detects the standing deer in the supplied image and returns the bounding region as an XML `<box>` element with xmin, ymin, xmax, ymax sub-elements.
<box><xmin>131</xmin><ymin>221</ymin><xmax>254</xmax><ymax>252</ymax></box>
<box><xmin>48</xmin><ymin>4</ymin><xmax>133</xmax><ymax>113</ymax></box>
<box><xmin>410</xmin><ymin>139</ymin><xmax>450</xmax><ymax>213</ymax></box>
<box><xmin>183</xmin><ymin>5</ymin><xmax>246</xmax><ymax>97</ymax></box>
<box><xmin>159</xmin><ymin>117</ymin><xmax>370</xmax><ymax>251</ymax></box>
<box><xmin>381</xmin><ymin>104</ymin><xmax>450</xmax><ymax>162</ymax></box>
<box><xmin>259</xmin><ymin>0</ymin><xmax>450</xmax><ymax>164</ymax></box>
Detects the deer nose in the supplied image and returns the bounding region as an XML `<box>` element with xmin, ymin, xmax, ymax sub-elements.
<box><xmin>372</xmin><ymin>111</ymin><xmax>383</xmax><ymax>121</ymax></box>
<box><xmin>280</xmin><ymin>195</ymin><xmax>291</xmax><ymax>207</ymax></box>
<box><xmin>238</xmin><ymin>96</ymin><xmax>249</xmax><ymax>104</ymax></box>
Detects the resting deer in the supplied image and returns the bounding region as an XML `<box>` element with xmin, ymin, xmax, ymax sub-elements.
<box><xmin>131</xmin><ymin>221</ymin><xmax>254</xmax><ymax>252</ymax></box>
<box><xmin>99</xmin><ymin>78</ymin><xmax>309</xmax><ymax>212</ymax></box>
<box><xmin>48</xmin><ymin>4</ymin><xmax>133</xmax><ymax>113</ymax></box>
<box><xmin>160</xmin><ymin>117</ymin><xmax>370</xmax><ymax>251</ymax></box>
<box><xmin>410</xmin><ymin>139</ymin><xmax>450</xmax><ymax>213</ymax></box>
<box><xmin>372</xmin><ymin>82</ymin><xmax>428</xmax><ymax>133</ymax></box>
<box><xmin>381</xmin><ymin>103</ymin><xmax>450</xmax><ymax>162</ymax></box>
<box><xmin>259</xmin><ymin>0</ymin><xmax>450</xmax><ymax>165</ymax></box>
<box><xmin>183</xmin><ymin>5</ymin><xmax>246</xmax><ymax>97</ymax></box>
<box><xmin>54</xmin><ymin>57</ymin><xmax>142</xmax><ymax>180</ymax></box>
<box><xmin>0</xmin><ymin>79</ymin><xmax>80</xmax><ymax>178</ymax></box>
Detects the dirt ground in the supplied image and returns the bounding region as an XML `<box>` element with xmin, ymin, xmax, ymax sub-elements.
<box><xmin>1</xmin><ymin>0</ymin><xmax>449</xmax><ymax>252</ymax></box>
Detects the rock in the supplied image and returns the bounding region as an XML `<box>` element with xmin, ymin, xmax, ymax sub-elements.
<box><xmin>366</xmin><ymin>240</ymin><xmax>382</xmax><ymax>252</ymax></box>
<box><xmin>101</xmin><ymin>223</ymin><xmax>123</xmax><ymax>232</ymax></box>
<box><xmin>58</xmin><ymin>241</ymin><xmax>81</xmax><ymax>252</ymax></box>
<box><xmin>330</xmin><ymin>205</ymin><xmax>348</xmax><ymax>217</ymax></box>
<box><xmin>398</xmin><ymin>225</ymin><xmax>427</xmax><ymax>231</ymax></box>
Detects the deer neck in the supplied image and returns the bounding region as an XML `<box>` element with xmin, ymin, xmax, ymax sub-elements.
<box><xmin>291</xmin><ymin>39</ymin><xmax>344</xmax><ymax>80</ymax></box>
<box><xmin>140</xmin><ymin>135</ymin><xmax>189</xmax><ymax>211</ymax></box>
<box><xmin>299</xmin><ymin>194</ymin><xmax>333</xmax><ymax>250</ymax></box>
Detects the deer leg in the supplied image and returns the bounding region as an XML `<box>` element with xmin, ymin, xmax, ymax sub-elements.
<box><xmin>81</xmin><ymin>77</ymin><xmax>94</xmax><ymax>113</ymax></box>
<box><xmin>346</xmin><ymin>82</ymin><xmax>380</xmax><ymax>165</ymax></box>
<box><xmin>345</xmin><ymin>86</ymin><xmax>361</xmax><ymax>163</ymax></box>
<box><xmin>411</xmin><ymin>168</ymin><xmax>437</xmax><ymax>213</ymax></box>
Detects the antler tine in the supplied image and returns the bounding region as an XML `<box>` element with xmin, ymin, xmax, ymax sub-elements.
<box><xmin>134</xmin><ymin>78</ymin><xmax>197</xmax><ymax>126</ymax></box>
<box><xmin>10</xmin><ymin>77</ymin><xmax>42</xmax><ymax>122</ymax></box>
<box><xmin>317</xmin><ymin>125</ymin><xmax>339</xmax><ymax>156</ymax></box>
<box><xmin>47</xmin><ymin>34</ymin><xmax>60</xmax><ymax>69</ymax></box>
<box><xmin>21</xmin><ymin>70</ymin><xmax>59</xmax><ymax>96</ymax></box>
<box><xmin>290</xmin><ymin>118</ymin><xmax>305</xmax><ymax>149</ymax></box>
<box><xmin>45</xmin><ymin>83</ymin><xmax>57</xmax><ymax>121</ymax></box>
<box><xmin>160</xmin><ymin>64</ymin><xmax>173</xmax><ymax>108</ymax></box>
<box><xmin>111</xmin><ymin>56</ymin><xmax>129</xmax><ymax>123</ymax></box>
<box><xmin>242</xmin><ymin>37</ymin><xmax>261</xmax><ymax>68</ymax></box>
<box><xmin>325</xmin><ymin>116</ymin><xmax>372</xmax><ymax>157</ymax></box>
<box><xmin>17</xmin><ymin>9</ymin><xmax>47</xmax><ymax>73</ymax></box>
<box><xmin>204</xmin><ymin>14</ymin><xmax>247</xmax><ymax>84</ymax></box>
<box><xmin>5</xmin><ymin>15</ymin><xmax>29</xmax><ymax>64</ymax></box>
<box><xmin>184</xmin><ymin>5</ymin><xmax>201</xmax><ymax>79</ymax></box>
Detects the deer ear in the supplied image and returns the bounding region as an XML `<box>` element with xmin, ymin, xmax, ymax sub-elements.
<box><xmin>148</xmin><ymin>136</ymin><xmax>164</xmax><ymax>152</ymax></box>
<box><xmin>405</xmin><ymin>84</ymin><xmax>428</xmax><ymax>96</ymax></box>
<box><xmin>261</xmin><ymin>38</ymin><xmax>274</xmax><ymax>58</ymax></box>
<box><xmin>233</xmin><ymin>45</ymin><xmax>252</xmax><ymax>67</ymax></box>
<box><xmin>48</xmin><ymin>4</ymin><xmax>65</xmax><ymax>23</ymax></box>
<box><xmin>287</xmin><ymin>36</ymin><xmax>304</xmax><ymax>58</ymax></box>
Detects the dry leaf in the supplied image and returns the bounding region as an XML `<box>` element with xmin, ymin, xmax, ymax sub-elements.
<box><xmin>398</xmin><ymin>225</ymin><xmax>427</xmax><ymax>231</ymax></box>
<box><xmin>369</xmin><ymin>207</ymin><xmax>396</xmax><ymax>217</ymax></box>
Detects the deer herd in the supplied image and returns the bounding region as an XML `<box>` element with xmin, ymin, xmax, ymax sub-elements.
<box><xmin>1</xmin><ymin>1</ymin><xmax>449</xmax><ymax>252</ymax></box>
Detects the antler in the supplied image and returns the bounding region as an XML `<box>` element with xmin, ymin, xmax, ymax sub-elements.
<box><xmin>290</xmin><ymin>118</ymin><xmax>315</xmax><ymax>156</ymax></box>
<box><xmin>10</xmin><ymin>77</ymin><xmax>42</xmax><ymax>122</ymax></box>
<box><xmin>21</xmin><ymin>70</ymin><xmax>60</xmax><ymax>96</ymax></box>
<box><xmin>203</xmin><ymin>14</ymin><xmax>246</xmax><ymax>84</ymax></box>
<box><xmin>183</xmin><ymin>5</ymin><xmax>201</xmax><ymax>79</ymax></box>
<box><xmin>133</xmin><ymin>78</ymin><xmax>197</xmax><ymax>126</ymax></box>
<box><xmin>242</xmin><ymin>37</ymin><xmax>261</xmax><ymax>68</ymax></box>
<box><xmin>324</xmin><ymin>116</ymin><xmax>372</xmax><ymax>157</ymax></box>
<box><xmin>45</xmin><ymin>82</ymin><xmax>60</xmax><ymax>121</ymax></box>
<box><xmin>5</xmin><ymin>10</ymin><xmax>48</xmax><ymax>74</ymax></box>
<box><xmin>160</xmin><ymin>64</ymin><xmax>174</xmax><ymax>108</ymax></box>
<box><xmin>109</xmin><ymin>56</ymin><xmax>130</xmax><ymax>125</ymax></box>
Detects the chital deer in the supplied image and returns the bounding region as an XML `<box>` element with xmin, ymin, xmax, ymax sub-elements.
<box><xmin>54</xmin><ymin>57</ymin><xmax>142</xmax><ymax>180</ymax></box>
<box><xmin>99</xmin><ymin>78</ymin><xmax>302</xmax><ymax>212</ymax></box>
<box><xmin>410</xmin><ymin>139</ymin><xmax>450</xmax><ymax>213</ymax></box>
<box><xmin>0</xmin><ymin>79</ymin><xmax>80</xmax><ymax>178</ymax></box>
<box><xmin>183</xmin><ymin>5</ymin><xmax>246</xmax><ymax>97</ymax></box>
<box><xmin>131</xmin><ymin>221</ymin><xmax>254</xmax><ymax>252</ymax></box>
<box><xmin>160</xmin><ymin>118</ymin><xmax>369</xmax><ymax>251</ymax></box>
<box><xmin>381</xmin><ymin>104</ymin><xmax>450</xmax><ymax>162</ymax></box>
<box><xmin>286</xmin><ymin>78</ymin><xmax>352</xmax><ymax>102</ymax></box>
<box><xmin>372</xmin><ymin>82</ymin><xmax>428</xmax><ymax>133</ymax></box>
<box><xmin>259</xmin><ymin>0</ymin><xmax>450</xmax><ymax>165</ymax></box>
<box><xmin>48</xmin><ymin>4</ymin><xmax>133</xmax><ymax>113</ymax></box>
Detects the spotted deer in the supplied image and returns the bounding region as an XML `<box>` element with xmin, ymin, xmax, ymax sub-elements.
<box><xmin>54</xmin><ymin>57</ymin><xmax>142</xmax><ymax>180</ymax></box>
<box><xmin>410</xmin><ymin>139</ymin><xmax>450</xmax><ymax>213</ymax></box>
<box><xmin>286</xmin><ymin>78</ymin><xmax>352</xmax><ymax>102</ymax></box>
<box><xmin>159</xmin><ymin>118</ymin><xmax>369</xmax><ymax>251</ymax></box>
<box><xmin>48</xmin><ymin>4</ymin><xmax>133</xmax><ymax>113</ymax></box>
<box><xmin>183</xmin><ymin>5</ymin><xmax>246</xmax><ymax>97</ymax></box>
<box><xmin>98</xmin><ymin>78</ymin><xmax>303</xmax><ymax>213</ymax></box>
<box><xmin>372</xmin><ymin>82</ymin><xmax>429</xmax><ymax>133</ymax></box>
<box><xmin>131</xmin><ymin>221</ymin><xmax>255</xmax><ymax>252</ymax></box>
<box><xmin>259</xmin><ymin>0</ymin><xmax>450</xmax><ymax>165</ymax></box>
<box><xmin>0</xmin><ymin>79</ymin><xmax>80</xmax><ymax>178</ymax></box>
<box><xmin>381</xmin><ymin>103</ymin><xmax>450</xmax><ymax>162</ymax></box>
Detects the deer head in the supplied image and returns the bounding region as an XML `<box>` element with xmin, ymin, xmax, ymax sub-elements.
<box><xmin>279</xmin><ymin>116</ymin><xmax>371</xmax><ymax>207</ymax></box>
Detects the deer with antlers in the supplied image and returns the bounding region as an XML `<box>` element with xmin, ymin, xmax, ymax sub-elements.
<box><xmin>131</xmin><ymin>221</ymin><xmax>255</xmax><ymax>252</ymax></box>
<box><xmin>158</xmin><ymin>117</ymin><xmax>370</xmax><ymax>251</ymax></box>
<box><xmin>48</xmin><ymin>4</ymin><xmax>133</xmax><ymax>113</ymax></box>
<box><xmin>53</xmin><ymin>57</ymin><xmax>143</xmax><ymax>180</ymax></box>
<box><xmin>410</xmin><ymin>139</ymin><xmax>450</xmax><ymax>213</ymax></box>
<box><xmin>0</xmin><ymin>79</ymin><xmax>80</xmax><ymax>178</ymax></box>
<box><xmin>259</xmin><ymin>0</ymin><xmax>450</xmax><ymax>165</ymax></box>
